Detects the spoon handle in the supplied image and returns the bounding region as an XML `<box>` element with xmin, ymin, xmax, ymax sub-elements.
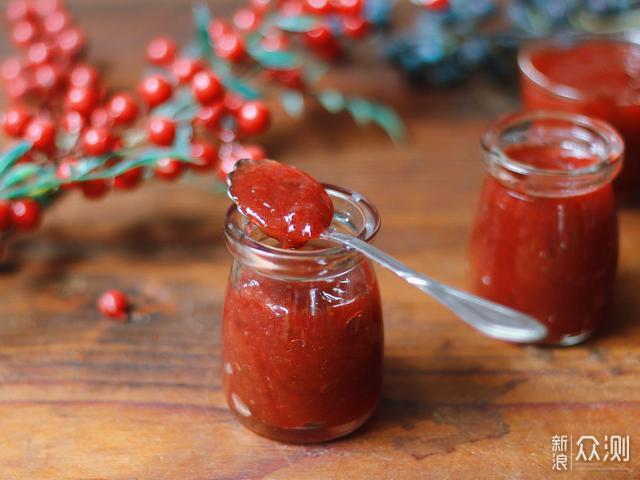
<box><xmin>324</xmin><ymin>230</ymin><xmax>547</xmax><ymax>344</ymax></box>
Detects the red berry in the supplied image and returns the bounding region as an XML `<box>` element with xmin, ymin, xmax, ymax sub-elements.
<box><xmin>0</xmin><ymin>200</ymin><xmax>13</xmax><ymax>232</ymax></box>
<box><xmin>214</xmin><ymin>32</ymin><xmax>246</xmax><ymax>63</ymax></box>
<box><xmin>342</xmin><ymin>15</ymin><xmax>368</xmax><ymax>38</ymax></box>
<box><xmin>154</xmin><ymin>157</ymin><xmax>184</xmax><ymax>181</ymax></box>
<box><xmin>5</xmin><ymin>75</ymin><xmax>31</xmax><ymax>101</ymax></box>
<box><xmin>171</xmin><ymin>57</ymin><xmax>204</xmax><ymax>84</ymax></box>
<box><xmin>82</xmin><ymin>127</ymin><xmax>113</xmax><ymax>156</ymax></box>
<box><xmin>236</xmin><ymin>101</ymin><xmax>271</xmax><ymax>136</ymax></box>
<box><xmin>61</xmin><ymin>110</ymin><xmax>84</xmax><ymax>133</ymax></box>
<box><xmin>250</xmin><ymin>0</ymin><xmax>272</xmax><ymax>13</ymax></box>
<box><xmin>5</xmin><ymin>0</ymin><xmax>31</xmax><ymax>23</ymax></box>
<box><xmin>57</xmin><ymin>27</ymin><xmax>86</xmax><ymax>58</ymax></box>
<box><xmin>190</xmin><ymin>141</ymin><xmax>218</xmax><ymax>173</ymax></box>
<box><xmin>261</xmin><ymin>30</ymin><xmax>289</xmax><ymax>52</ymax></box>
<box><xmin>304</xmin><ymin>0</ymin><xmax>333</xmax><ymax>14</ymax></box>
<box><xmin>43</xmin><ymin>10</ymin><xmax>70</xmax><ymax>36</ymax></box>
<box><xmin>114</xmin><ymin>166</ymin><xmax>144</xmax><ymax>190</ymax></box>
<box><xmin>98</xmin><ymin>289</ymin><xmax>130</xmax><ymax>321</ymax></box>
<box><xmin>34</xmin><ymin>0</ymin><xmax>63</xmax><ymax>17</ymax></box>
<box><xmin>146</xmin><ymin>36</ymin><xmax>176</xmax><ymax>66</ymax></box>
<box><xmin>69</xmin><ymin>64</ymin><xmax>99</xmax><ymax>88</ymax></box>
<box><xmin>422</xmin><ymin>0</ymin><xmax>449</xmax><ymax>10</ymax></box>
<box><xmin>11</xmin><ymin>199</ymin><xmax>41</xmax><ymax>231</ymax></box>
<box><xmin>331</xmin><ymin>0</ymin><xmax>363</xmax><ymax>14</ymax></box>
<box><xmin>280</xmin><ymin>0</ymin><xmax>304</xmax><ymax>16</ymax></box>
<box><xmin>224</xmin><ymin>93</ymin><xmax>245</xmax><ymax>115</ymax></box>
<box><xmin>138</xmin><ymin>74</ymin><xmax>173</xmax><ymax>108</ymax></box>
<box><xmin>193</xmin><ymin>104</ymin><xmax>225</xmax><ymax>131</ymax></box>
<box><xmin>65</xmin><ymin>86</ymin><xmax>98</xmax><ymax>116</ymax></box>
<box><xmin>56</xmin><ymin>157</ymin><xmax>79</xmax><ymax>189</ymax></box>
<box><xmin>90</xmin><ymin>108</ymin><xmax>111</xmax><ymax>128</ymax></box>
<box><xmin>1</xmin><ymin>57</ymin><xmax>23</xmax><ymax>82</ymax></box>
<box><xmin>81</xmin><ymin>179</ymin><xmax>109</xmax><ymax>199</ymax></box>
<box><xmin>305</xmin><ymin>25</ymin><xmax>334</xmax><ymax>47</ymax></box>
<box><xmin>107</xmin><ymin>93</ymin><xmax>138</xmax><ymax>126</ymax></box>
<box><xmin>233</xmin><ymin>8</ymin><xmax>260</xmax><ymax>31</ymax></box>
<box><xmin>147</xmin><ymin>117</ymin><xmax>176</xmax><ymax>146</ymax></box>
<box><xmin>33</xmin><ymin>63</ymin><xmax>61</xmax><ymax>93</ymax></box>
<box><xmin>191</xmin><ymin>71</ymin><xmax>224</xmax><ymax>105</ymax></box>
<box><xmin>2</xmin><ymin>107</ymin><xmax>31</xmax><ymax>138</ymax></box>
<box><xmin>24</xmin><ymin>117</ymin><xmax>56</xmax><ymax>152</ymax></box>
<box><xmin>11</xmin><ymin>20</ymin><xmax>38</xmax><ymax>47</ymax></box>
<box><xmin>208</xmin><ymin>20</ymin><xmax>231</xmax><ymax>42</ymax></box>
<box><xmin>26</xmin><ymin>41</ymin><xmax>52</xmax><ymax>65</ymax></box>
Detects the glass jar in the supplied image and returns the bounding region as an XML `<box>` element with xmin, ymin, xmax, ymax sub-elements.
<box><xmin>470</xmin><ymin>111</ymin><xmax>624</xmax><ymax>346</ymax></box>
<box><xmin>518</xmin><ymin>35</ymin><xmax>640</xmax><ymax>191</ymax></box>
<box><xmin>222</xmin><ymin>184</ymin><xmax>383</xmax><ymax>443</ymax></box>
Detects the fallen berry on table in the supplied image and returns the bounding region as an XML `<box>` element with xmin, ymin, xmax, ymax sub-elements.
<box><xmin>98</xmin><ymin>289</ymin><xmax>130</xmax><ymax>321</ymax></box>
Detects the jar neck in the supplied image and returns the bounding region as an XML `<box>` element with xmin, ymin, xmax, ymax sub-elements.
<box><xmin>482</xmin><ymin>111</ymin><xmax>624</xmax><ymax>197</ymax></box>
<box><xmin>224</xmin><ymin>184</ymin><xmax>380</xmax><ymax>281</ymax></box>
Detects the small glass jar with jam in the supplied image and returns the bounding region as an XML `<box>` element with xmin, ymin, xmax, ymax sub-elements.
<box><xmin>222</xmin><ymin>184</ymin><xmax>383</xmax><ymax>443</ymax></box>
<box><xmin>519</xmin><ymin>35</ymin><xmax>640</xmax><ymax>191</ymax></box>
<box><xmin>470</xmin><ymin>111</ymin><xmax>624</xmax><ymax>346</ymax></box>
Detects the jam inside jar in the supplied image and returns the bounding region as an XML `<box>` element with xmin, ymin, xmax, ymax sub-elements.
<box><xmin>518</xmin><ymin>36</ymin><xmax>640</xmax><ymax>193</ymax></box>
<box><xmin>470</xmin><ymin>111</ymin><xmax>624</xmax><ymax>346</ymax></box>
<box><xmin>222</xmin><ymin>184</ymin><xmax>383</xmax><ymax>443</ymax></box>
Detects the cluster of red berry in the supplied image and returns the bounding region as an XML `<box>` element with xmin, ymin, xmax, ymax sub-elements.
<box><xmin>140</xmin><ymin>35</ymin><xmax>269</xmax><ymax>182</ymax></box>
<box><xmin>0</xmin><ymin>0</ymin><xmax>148</xmax><ymax>203</ymax></box>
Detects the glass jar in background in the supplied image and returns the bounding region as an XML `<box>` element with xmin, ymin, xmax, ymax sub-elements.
<box><xmin>518</xmin><ymin>35</ymin><xmax>640</xmax><ymax>192</ymax></box>
<box><xmin>470</xmin><ymin>111</ymin><xmax>624</xmax><ymax>346</ymax></box>
<box><xmin>222</xmin><ymin>185</ymin><xmax>383</xmax><ymax>443</ymax></box>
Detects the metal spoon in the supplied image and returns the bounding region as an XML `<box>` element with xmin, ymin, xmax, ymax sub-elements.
<box><xmin>321</xmin><ymin>228</ymin><xmax>547</xmax><ymax>343</ymax></box>
<box><xmin>226</xmin><ymin>159</ymin><xmax>547</xmax><ymax>344</ymax></box>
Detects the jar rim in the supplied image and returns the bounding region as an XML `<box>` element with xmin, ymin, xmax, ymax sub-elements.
<box><xmin>518</xmin><ymin>33</ymin><xmax>640</xmax><ymax>105</ymax></box>
<box><xmin>481</xmin><ymin>110</ymin><xmax>624</xmax><ymax>179</ymax></box>
<box><xmin>224</xmin><ymin>183</ymin><xmax>381</xmax><ymax>260</ymax></box>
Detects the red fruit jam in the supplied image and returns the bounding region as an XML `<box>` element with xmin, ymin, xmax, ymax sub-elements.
<box><xmin>228</xmin><ymin>159</ymin><xmax>334</xmax><ymax>248</ymax></box>
<box><xmin>519</xmin><ymin>38</ymin><xmax>640</xmax><ymax>192</ymax></box>
<box><xmin>222</xmin><ymin>184</ymin><xmax>383</xmax><ymax>442</ymax></box>
<box><xmin>470</xmin><ymin>111</ymin><xmax>623</xmax><ymax>346</ymax></box>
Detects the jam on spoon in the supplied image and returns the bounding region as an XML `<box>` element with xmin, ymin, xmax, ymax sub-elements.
<box><xmin>227</xmin><ymin>158</ymin><xmax>547</xmax><ymax>344</ymax></box>
<box><xmin>227</xmin><ymin>159</ymin><xmax>334</xmax><ymax>248</ymax></box>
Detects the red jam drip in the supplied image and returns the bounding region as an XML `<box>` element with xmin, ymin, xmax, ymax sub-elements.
<box><xmin>229</xmin><ymin>159</ymin><xmax>334</xmax><ymax>248</ymax></box>
<box><xmin>470</xmin><ymin>144</ymin><xmax>618</xmax><ymax>344</ymax></box>
<box><xmin>530</xmin><ymin>40</ymin><xmax>640</xmax><ymax>100</ymax></box>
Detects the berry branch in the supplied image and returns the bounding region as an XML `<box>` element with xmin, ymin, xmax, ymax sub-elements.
<box><xmin>0</xmin><ymin>0</ymin><xmax>406</xmax><ymax>260</ymax></box>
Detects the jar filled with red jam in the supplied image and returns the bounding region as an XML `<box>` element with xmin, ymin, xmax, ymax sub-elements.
<box><xmin>222</xmin><ymin>185</ymin><xmax>383</xmax><ymax>443</ymax></box>
<box><xmin>519</xmin><ymin>36</ymin><xmax>640</xmax><ymax>192</ymax></box>
<box><xmin>470</xmin><ymin>111</ymin><xmax>624</xmax><ymax>346</ymax></box>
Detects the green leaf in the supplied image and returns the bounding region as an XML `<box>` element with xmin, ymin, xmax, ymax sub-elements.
<box><xmin>248</xmin><ymin>46</ymin><xmax>298</xmax><ymax>69</ymax></box>
<box><xmin>280</xmin><ymin>90</ymin><xmax>304</xmax><ymax>118</ymax></box>
<box><xmin>316</xmin><ymin>91</ymin><xmax>406</xmax><ymax>141</ymax></box>
<box><xmin>174</xmin><ymin>124</ymin><xmax>193</xmax><ymax>157</ymax></box>
<box><xmin>1</xmin><ymin>164</ymin><xmax>40</xmax><ymax>188</ymax></box>
<box><xmin>317</xmin><ymin>90</ymin><xmax>345</xmax><ymax>113</ymax></box>
<box><xmin>0</xmin><ymin>141</ymin><xmax>31</xmax><ymax>177</ymax></box>
<box><xmin>276</xmin><ymin>15</ymin><xmax>319</xmax><ymax>33</ymax></box>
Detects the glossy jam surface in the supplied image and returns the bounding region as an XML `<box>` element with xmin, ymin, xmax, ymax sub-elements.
<box><xmin>222</xmin><ymin>259</ymin><xmax>383</xmax><ymax>443</ymax></box>
<box><xmin>470</xmin><ymin>145</ymin><xmax>618</xmax><ymax>345</ymax></box>
<box><xmin>521</xmin><ymin>40</ymin><xmax>640</xmax><ymax>190</ymax></box>
<box><xmin>228</xmin><ymin>159</ymin><xmax>334</xmax><ymax>248</ymax></box>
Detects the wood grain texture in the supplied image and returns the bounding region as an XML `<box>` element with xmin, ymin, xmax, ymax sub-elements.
<box><xmin>1</xmin><ymin>1</ymin><xmax>640</xmax><ymax>478</ymax></box>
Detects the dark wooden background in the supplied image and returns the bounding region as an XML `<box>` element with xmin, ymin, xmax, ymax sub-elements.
<box><xmin>1</xmin><ymin>1</ymin><xmax>639</xmax><ymax>478</ymax></box>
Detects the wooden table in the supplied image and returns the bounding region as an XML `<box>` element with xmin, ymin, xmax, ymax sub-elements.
<box><xmin>1</xmin><ymin>2</ymin><xmax>639</xmax><ymax>478</ymax></box>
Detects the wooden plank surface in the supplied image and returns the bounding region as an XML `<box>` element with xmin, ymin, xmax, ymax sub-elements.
<box><xmin>1</xmin><ymin>1</ymin><xmax>639</xmax><ymax>478</ymax></box>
